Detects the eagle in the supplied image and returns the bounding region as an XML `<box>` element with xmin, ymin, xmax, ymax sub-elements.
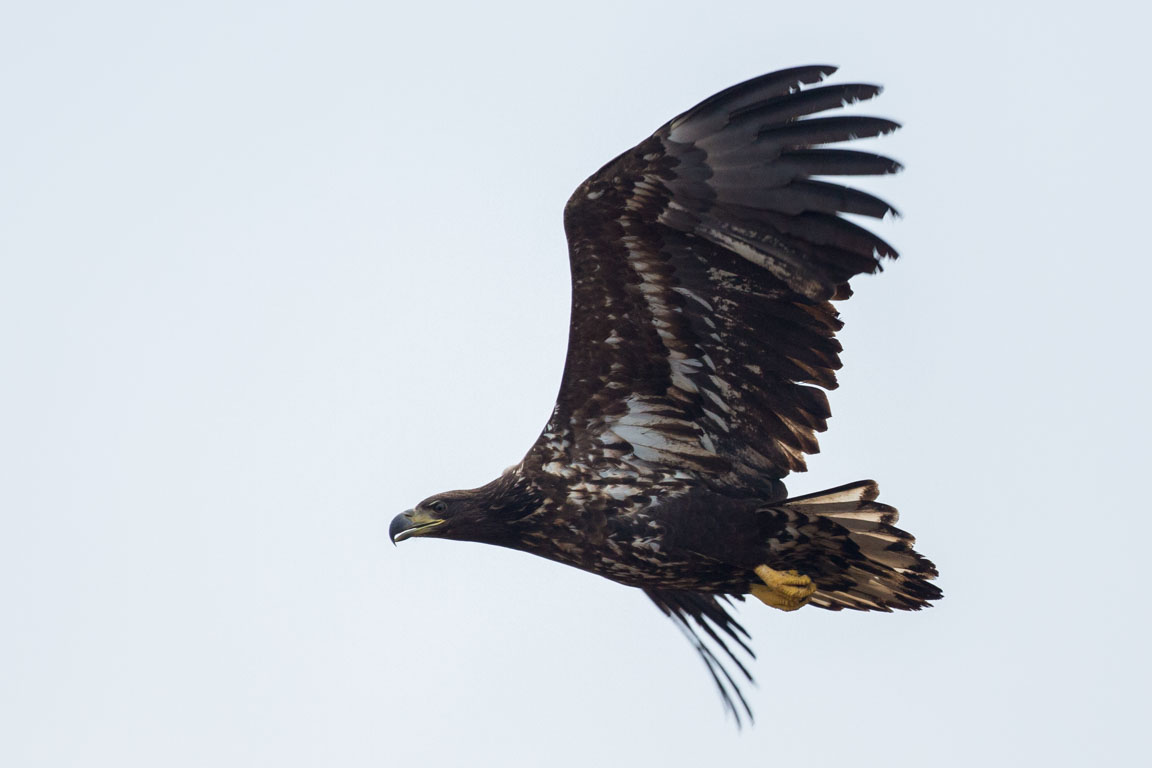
<box><xmin>390</xmin><ymin>65</ymin><xmax>941</xmax><ymax>724</ymax></box>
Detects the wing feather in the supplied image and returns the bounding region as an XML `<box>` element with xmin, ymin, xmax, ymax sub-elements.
<box><xmin>645</xmin><ymin>589</ymin><xmax>756</xmax><ymax>726</ymax></box>
<box><xmin>527</xmin><ymin>67</ymin><xmax>900</xmax><ymax>497</ymax></box>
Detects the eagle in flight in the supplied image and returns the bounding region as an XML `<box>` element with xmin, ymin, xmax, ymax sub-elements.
<box><xmin>390</xmin><ymin>65</ymin><xmax>941</xmax><ymax>724</ymax></box>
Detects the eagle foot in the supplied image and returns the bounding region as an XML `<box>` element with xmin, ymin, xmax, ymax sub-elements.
<box><xmin>751</xmin><ymin>565</ymin><xmax>816</xmax><ymax>612</ymax></box>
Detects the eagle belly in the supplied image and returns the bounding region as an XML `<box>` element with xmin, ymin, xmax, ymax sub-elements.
<box><xmin>517</xmin><ymin>487</ymin><xmax>771</xmax><ymax>593</ymax></box>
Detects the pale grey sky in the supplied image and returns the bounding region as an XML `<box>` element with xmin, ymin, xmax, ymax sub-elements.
<box><xmin>3</xmin><ymin>1</ymin><xmax>1150</xmax><ymax>766</ymax></box>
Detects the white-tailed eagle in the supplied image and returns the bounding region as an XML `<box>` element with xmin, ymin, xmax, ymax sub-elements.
<box><xmin>390</xmin><ymin>66</ymin><xmax>940</xmax><ymax>724</ymax></box>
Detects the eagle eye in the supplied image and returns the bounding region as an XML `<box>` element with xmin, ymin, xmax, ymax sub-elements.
<box><xmin>430</xmin><ymin>500</ymin><xmax>447</xmax><ymax>514</ymax></box>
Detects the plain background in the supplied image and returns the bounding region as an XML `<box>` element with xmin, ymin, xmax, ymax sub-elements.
<box><xmin>3</xmin><ymin>1</ymin><xmax>1150</xmax><ymax>765</ymax></box>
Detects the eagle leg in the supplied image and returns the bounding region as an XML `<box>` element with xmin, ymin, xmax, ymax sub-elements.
<box><xmin>750</xmin><ymin>565</ymin><xmax>816</xmax><ymax>612</ymax></box>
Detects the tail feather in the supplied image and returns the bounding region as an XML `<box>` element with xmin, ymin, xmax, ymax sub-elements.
<box><xmin>782</xmin><ymin>480</ymin><xmax>941</xmax><ymax>611</ymax></box>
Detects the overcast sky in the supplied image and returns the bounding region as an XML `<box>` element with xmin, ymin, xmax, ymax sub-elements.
<box><xmin>3</xmin><ymin>1</ymin><xmax>1150</xmax><ymax>766</ymax></box>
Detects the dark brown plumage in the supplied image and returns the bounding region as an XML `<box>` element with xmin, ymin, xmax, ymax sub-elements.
<box><xmin>390</xmin><ymin>66</ymin><xmax>941</xmax><ymax>724</ymax></box>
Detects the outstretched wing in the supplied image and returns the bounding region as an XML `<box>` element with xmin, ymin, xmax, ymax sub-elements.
<box><xmin>527</xmin><ymin>66</ymin><xmax>900</xmax><ymax>499</ymax></box>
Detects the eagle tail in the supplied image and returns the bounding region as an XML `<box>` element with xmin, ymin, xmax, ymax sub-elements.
<box><xmin>782</xmin><ymin>480</ymin><xmax>941</xmax><ymax>611</ymax></box>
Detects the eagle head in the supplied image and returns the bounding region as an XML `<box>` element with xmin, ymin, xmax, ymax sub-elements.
<box><xmin>389</xmin><ymin>491</ymin><xmax>474</xmax><ymax>543</ymax></box>
<box><xmin>390</xmin><ymin>471</ymin><xmax>539</xmax><ymax>547</ymax></box>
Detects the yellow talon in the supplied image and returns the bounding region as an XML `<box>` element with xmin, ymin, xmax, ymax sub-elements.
<box><xmin>751</xmin><ymin>565</ymin><xmax>817</xmax><ymax>612</ymax></box>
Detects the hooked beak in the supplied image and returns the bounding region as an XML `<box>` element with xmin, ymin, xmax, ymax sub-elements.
<box><xmin>389</xmin><ymin>509</ymin><xmax>445</xmax><ymax>544</ymax></box>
